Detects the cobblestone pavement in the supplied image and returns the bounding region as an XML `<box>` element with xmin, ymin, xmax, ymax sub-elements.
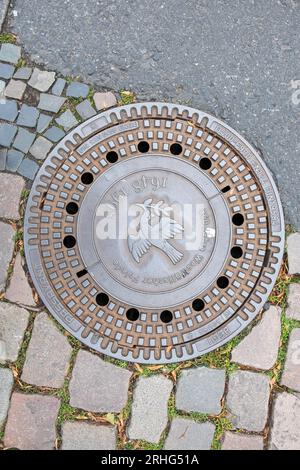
<box><xmin>1</xmin><ymin>34</ymin><xmax>300</xmax><ymax>451</ymax></box>
<box><xmin>7</xmin><ymin>0</ymin><xmax>300</xmax><ymax>229</ymax></box>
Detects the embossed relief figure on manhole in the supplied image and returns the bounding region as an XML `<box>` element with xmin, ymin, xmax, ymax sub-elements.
<box><xmin>24</xmin><ymin>103</ymin><xmax>284</xmax><ymax>364</ymax></box>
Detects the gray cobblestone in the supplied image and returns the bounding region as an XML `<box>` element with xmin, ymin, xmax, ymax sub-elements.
<box><xmin>287</xmin><ymin>232</ymin><xmax>300</xmax><ymax>275</ymax></box>
<box><xmin>21</xmin><ymin>312</ymin><xmax>72</xmax><ymax>387</ymax></box>
<box><xmin>0</xmin><ymin>63</ymin><xmax>14</xmax><ymax>79</ymax></box>
<box><xmin>66</xmin><ymin>81</ymin><xmax>89</xmax><ymax>98</ymax></box>
<box><xmin>55</xmin><ymin>109</ymin><xmax>78</xmax><ymax>130</ymax></box>
<box><xmin>281</xmin><ymin>328</ymin><xmax>300</xmax><ymax>392</ymax></box>
<box><xmin>0</xmin><ymin>302</ymin><xmax>29</xmax><ymax>362</ymax></box>
<box><xmin>164</xmin><ymin>419</ymin><xmax>215</xmax><ymax>450</ymax></box>
<box><xmin>4</xmin><ymin>79</ymin><xmax>26</xmax><ymax>99</ymax></box>
<box><xmin>62</xmin><ymin>422</ymin><xmax>116</xmax><ymax>450</ymax></box>
<box><xmin>128</xmin><ymin>375</ymin><xmax>172</xmax><ymax>443</ymax></box>
<box><xmin>13</xmin><ymin>127</ymin><xmax>36</xmax><ymax>153</ymax></box>
<box><xmin>44</xmin><ymin>126</ymin><xmax>65</xmax><ymax>142</ymax></box>
<box><xmin>0</xmin><ymin>222</ymin><xmax>14</xmax><ymax>293</ymax></box>
<box><xmin>38</xmin><ymin>93</ymin><xmax>66</xmax><ymax>113</ymax></box>
<box><xmin>0</xmin><ymin>368</ymin><xmax>13</xmax><ymax>427</ymax></box>
<box><xmin>0</xmin><ymin>44</ymin><xmax>21</xmax><ymax>64</ymax></box>
<box><xmin>17</xmin><ymin>158</ymin><xmax>39</xmax><ymax>180</ymax></box>
<box><xmin>286</xmin><ymin>284</ymin><xmax>300</xmax><ymax>321</ymax></box>
<box><xmin>0</xmin><ymin>172</ymin><xmax>24</xmax><ymax>219</ymax></box>
<box><xmin>69</xmin><ymin>350</ymin><xmax>132</xmax><ymax>413</ymax></box>
<box><xmin>28</xmin><ymin>68</ymin><xmax>55</xmax><ymax>92</ymax></box>
<box><xmin>222</xmin><ymin>432</ymin><xmax>264</xmax><ymax>450</ymax></box>
<box><xmin>227</xmin><ymin>371</ymin><xmax>270</xmax><ymax>432</ymax></box>
<box><xmin>36</xmin><ymin>113</ymin><xmax>52</xmax><ymax>133</ymax></box>
<box><xmin>5</xmin><ymin>252</ymin><xmax>35</xmax><ymax>306</ymax></box>
<box><xmin>0</xmin><ymin>1</ymin><xmax>9</xmax><ymax>31</ymax></box>
<box><xmin>176</xmin><ymin>367</ymin><xmax>225</xmax><ymax>415</ymax></box>
<box><xmin>13</xmin><ymin>67</ymin><xmax>32</xmax><ymax>80</ymax></box>
<box><xmin>29</xmin><ymin>136</ymin><xmax>53</xmax><ymax>160</ymax></box>
<box><xmin>0</xmin><ymin>99</ymin><xmax>18</xmax><ymax>121</ymax></box>
<box><xmin>17</xmin><ymin>103</ymin><xmax>39</xmax><ymax>127</ymax></box>
<box><xmin>270</xmin><ymin>392</ymin><xmax>300</xmax><ymax>450</ymax></box>
<box><xmin>6</xmin><ymin>149</ymin><xmax>23</xmax><ymax>172</ymax></box>
<box><xmin>51</xmin><ymin>78</ymin><xmax>66</xmax><ymax>96</ymax></box>
<box><xmin>76</xmin><ymin>99</ymin><xmax>96</xmax><ymax>119</ymax></box>
<box><xmin>231</xmin><ymin>306</ymin><xmax>281</xmax><ymax>370</ymax></box>
<box><xmin>0</xmin><ymin>123</ymin><xmax>17</xmax><ymax>146</ymax></box>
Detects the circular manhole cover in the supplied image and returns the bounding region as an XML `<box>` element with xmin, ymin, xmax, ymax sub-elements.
<box><xmin>24</xmin><ymin>103</ymin><xmax>284</xmax><ymax>364</ymax></box>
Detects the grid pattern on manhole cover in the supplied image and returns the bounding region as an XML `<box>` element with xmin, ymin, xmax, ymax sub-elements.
<box><xmin>24</xmin><ymin>103</ymin><xmax>284</xmax><ymax>364</ymax></box>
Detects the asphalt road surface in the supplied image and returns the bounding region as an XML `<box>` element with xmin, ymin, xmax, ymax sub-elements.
<box><xmin>9</xmin><ymin>0</ymin><xmax>300</xmax><ymax>228</ymax></box>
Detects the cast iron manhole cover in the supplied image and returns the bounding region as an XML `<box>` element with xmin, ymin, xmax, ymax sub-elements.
<box><xmin>24</xmin><ymin>103</ymin><xmax>284</xmax><ymax>364</ymax></box>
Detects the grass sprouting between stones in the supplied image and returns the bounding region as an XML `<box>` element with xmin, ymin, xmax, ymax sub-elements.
<box><xmin>119</xmin><ymin>90</ymin><xmax>136</xmax><ymax>105</ymax></box>
<box><xmin>0</xmin><ymin>33</ymin><xmax>16</xmax><ymax>44</ymax></box>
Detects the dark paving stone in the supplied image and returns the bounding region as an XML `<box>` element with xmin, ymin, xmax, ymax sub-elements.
<box><xmin>6</xmin><ymin>149</ymin><xmax>24</xmax><ymax>172</ymax></box>
<box><xmin>66</xmin><ymin>81</ymin><xmax>89</xmax><ymax>98</ymax></box>
<box><xmin>13</xmin><ymin>127</ymin><xmax>36</xmax><ymax>153</ymax></box>
<box><xmin>0</xmin><ymin>63</ymin><xmax>15</xmax><ymax>79</ymax></box>
<box><xmin>17</xmin><ymin>157</ymin><xmax>39</xmax><ymax>180</ymax></box>
<box><xmin>4</xmin><ymin>393</ymin><xmax>60</xmax><ymax>450</ymax></box>
<box><xmin>17</xmin><ymin>103</ymin><xmax>39</xmax><ymax>127</ymax></box>
<box><xmin>0</xmin><ymin>99</ymin><xmax>18</xmax><ymax>121</ymax></box>
<box><xmin>0</xmin><ymin>123</ymin><xmax>17</xmax><ymax>146</ymax></box>
<box><xmin>10</xmin><ymin>0</ymin><xmax>300</xmax><ymax>228</ymax></box>
<box><xmin>44</xmin><ymin>126</ymin><xmax>65</xmax><ymax>142</ymax></box>
<box><xmin>61</xmin><ymin>422</ymin><xmax>116</xmax><ymax>450</ymax></box>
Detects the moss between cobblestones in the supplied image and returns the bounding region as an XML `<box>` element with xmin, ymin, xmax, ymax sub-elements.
<box><xmin>119</xmin><ymin>90</ymin><xmax>136</xmax><ymax>105</ymax></box>
<box><xmin>13</xmin><ymin>311</ymin><xmax>36</xmax><ymax>375</ymax></box>
<box><xmin>87</xmin><ymin>87</ymin><xmax>96</xmax><ymax>107</ymax></box>
<box><xmin>16</xmin><ymin>57</ymin><xmax>26</xmax><ymax>70</ymax></box>
<box><xmin>0</xmin><ymin>33</ymin><xmax>16</xmax><ymax>44</ymax></box>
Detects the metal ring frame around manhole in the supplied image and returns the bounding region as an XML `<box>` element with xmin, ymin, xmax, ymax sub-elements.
<box><xmin>24</xmin><ymin>102</ymin><xmax>284</xmax><ymax>364</ymax></box>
